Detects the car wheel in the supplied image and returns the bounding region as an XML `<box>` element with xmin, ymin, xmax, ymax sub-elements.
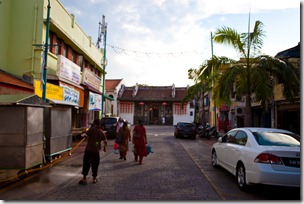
<box><xmin>211</xmin><ymin>150</ymin><xmax>218</xmax><ymax>168</ymax></box>
<box><xmin>236</xmin><ymin>163</ymin><xmax>248</xmax><ymax>191</ymax></box>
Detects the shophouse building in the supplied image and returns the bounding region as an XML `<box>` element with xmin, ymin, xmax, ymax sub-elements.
<box><xmin>274</xmin><ymin>43</ymin><xmax>300</xmax><ymax>135</ymax></box>
<box><xmin>1</xmin><ymin>0</ymin><xmax>108</xmax><ymax>158</ymax></box>
<box><xmin>216</xmin><ymin>44</ymin><xmax>300</xmax><ymax>135</ymax></box>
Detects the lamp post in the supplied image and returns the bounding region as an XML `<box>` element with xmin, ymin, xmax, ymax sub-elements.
<box><xmin>42</xmin><ymin>0</ymin><xmax>51</xmax><ymax>101</ymax></box>
<box><xmin>211</xmin><ymin>31</ymin><xmax>216</xmax><ymax>127</ymax></box>
<box><xmin>101</xmin><ymin>15</ymin><xmax>107</xmax><ymax>117</ymax></box>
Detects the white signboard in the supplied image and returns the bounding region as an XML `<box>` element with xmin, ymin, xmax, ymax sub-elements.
<box><xmin>57</xmin><ymin>55</ymin><xmax>81</xmax><ymax>84</ymax></box>
<box><xmin>89</xmin><ymin>92</ymin><xmax>102</xmax><ymax>110</ymax></box>
<box><xmin>82</xmin><ymin>68</ymin><xmax>101</xmax><ymax>91</ymax></box>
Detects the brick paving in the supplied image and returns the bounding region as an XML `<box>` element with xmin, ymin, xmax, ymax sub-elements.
<box><xmin>0</xmin><ymin>126</ymin><xmax>222</xmax><ymax>201</ymax></box>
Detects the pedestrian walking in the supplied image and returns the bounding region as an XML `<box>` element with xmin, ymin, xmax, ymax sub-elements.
<box><xmin>117</xmin><ymin>121</ymin><xmax>131</xmax><ymax>160</ymax></box>
<box><xmin>162</xmin><ymin>116</ymin><xmax>165</xmax><ymax>125</ymax></box>
<box><xmin>132</xmin><ymin>120</ymin><xmax>147</xmax><ymax>165</ymax></box>
<box><xmin>114</xmin><ymin>117</ymin><xmax>124</xmax><ymax>135</ymax></box>
<box><xmin>79</xmin><ymin>119</ymin><xmax>107</xmax><ymax>185</ymax></box>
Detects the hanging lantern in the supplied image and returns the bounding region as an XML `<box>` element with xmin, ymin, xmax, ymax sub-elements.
<box><xmin>139</xmin><ymin>102</ymin><xmax>144</xmax><ymax>106</ymax></box>
<box><xmin>162</xmin><ymin>102</ymin><xmax>167</xmax><ymax>106</ymax></box>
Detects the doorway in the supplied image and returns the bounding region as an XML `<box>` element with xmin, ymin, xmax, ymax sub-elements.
<box><xmin>149</xmin><ymin>104</ymin><xmax>159</xmax><ymax>125</ymax></box>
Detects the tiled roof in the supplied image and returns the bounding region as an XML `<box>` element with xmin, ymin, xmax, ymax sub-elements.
<box><xmin>0</xmin><ymin>69</ymin><xmax>34</xmax><ymax>90</ymax></box>
<box><xmin>118</xmin><ymin>85</ymin><xmax>188</xmax><ymax>102</ymax></box>
<box><xmin>105</xmin><ymin>79</ymin><xmax>122</xmax><ymax>91</ymax></box>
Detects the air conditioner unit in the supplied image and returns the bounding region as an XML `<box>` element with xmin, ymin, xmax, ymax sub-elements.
<box><xmin>236</xmin><ymin>107</ymin><xmax>245</xmax><ymax>116</ymax></box>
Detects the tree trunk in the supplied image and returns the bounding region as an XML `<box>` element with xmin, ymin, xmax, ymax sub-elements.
<box><xmin>244</xmin><ymin>94</ymin><xmax>252</xmax><ymax>127</ymax></box>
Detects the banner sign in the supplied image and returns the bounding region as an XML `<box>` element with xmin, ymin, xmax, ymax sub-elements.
<box><xmin>57</xmin><ymin>55</ymin><xmax>81</xmax><ymax>84</ymax></box>
<box><xmin>89</xmin><ymin>91</ymin><xmax>102</xmax><ymax>110</ymax></box>
<box><xmin>34</xmin><ymin>80</ymin><xmax>63</xmax><ymax>101</ymax></box>
<box><xmin>82</xmin><ymin>68</ymin><xmax>101</xmax><ymax>91</ymax></box>
<box><xmin>60</xmin><ymin>84</ymin><xmax>80</xmax><ymax>106</ymax></box>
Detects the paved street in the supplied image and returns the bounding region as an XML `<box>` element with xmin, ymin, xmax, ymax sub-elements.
<box><xmin>0</xmin><ymin>126</ymin><xmax>301</xmax><ymax>201</ymax></box>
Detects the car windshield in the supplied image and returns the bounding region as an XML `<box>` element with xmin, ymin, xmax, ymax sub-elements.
<box><xmin>178</xmin><ymin>123</ymin><xmax>195</xmax><ymax>128</ymax></box>
<box><xmin>101</xmin><ymin>118</ymin><xmax>117</xmax><ymax>125</ymax></box>
<box><xmin>253</xmin><ymin>131</ymin><xmax>300</xmax><ymax>147</ymax></box>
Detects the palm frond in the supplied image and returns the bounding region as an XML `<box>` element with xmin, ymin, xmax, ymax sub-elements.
<box><xmin>255</xmin><ymin>55</ymin><xmax>300</xmax><ymax>102</ymax></box>
<box><xmin>213</xmin><ymin>27</ymin><xmax>246</xmax><ymax>56</ymax></box>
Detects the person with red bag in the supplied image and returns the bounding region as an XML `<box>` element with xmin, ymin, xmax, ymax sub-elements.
<box><xmin>132</xmin><ymin>120</ymin><xmax>147</xmax><ymax>165</ymax></box>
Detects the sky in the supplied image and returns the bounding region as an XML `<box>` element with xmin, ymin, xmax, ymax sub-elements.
<box><xmin>59</xmin><ymin>0</ymin><xmax>301</xmax><ymax>87</ymax></box>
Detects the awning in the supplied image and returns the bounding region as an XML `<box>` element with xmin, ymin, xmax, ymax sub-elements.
<box><xmin>219</xmin><ymin>105</ymin><xmax>230</xmax><ymax>111</ymax></box>
<box><xmin>82</xmin><ymin>84</ymin><xmax>102</xmax><ymax>94</ymax></box>
<box><xmin>103</xmin><ymin>94</ymin><xmax>114</xmax><ymax>101</ymax></box>
<box><xmin>0</xmin><ymin>94</ymin><xmax>51</xmax><ymax>107</ymax></box>
<box><xmin>47</xmin><ymin>99</ymin><xmax>79</xmax><ymax>108</ymax></box>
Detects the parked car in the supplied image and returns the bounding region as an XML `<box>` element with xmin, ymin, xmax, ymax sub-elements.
<box><xmin>174</xmin><ymin>121</ymin><xmax>196</xmax><ymax>139</ymax></box>
<box><xmin>211</xmin><ymin>127</ymin><xmax>300</xmax><ymax>191</ymax></box>
<box><xmin>100</xmin><ymin>117</ymin><xmax>119</xmax><ymax>140</ymax></box>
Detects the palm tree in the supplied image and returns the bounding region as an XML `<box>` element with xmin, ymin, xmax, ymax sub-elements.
<box><xmin>210</xmin><ymin>20</ymin><xmax>300</xmax><ymax>127</ymax></box>
<box><xmin>183</xmin><ymin>62</ymin><xmax>214</xmax><ymax>125</ymax></box>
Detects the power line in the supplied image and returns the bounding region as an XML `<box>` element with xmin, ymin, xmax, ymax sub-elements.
<box><xmin>107</xmin><ymin>44</ymin><xmax>206</xmax><ymax>58</ymax></box>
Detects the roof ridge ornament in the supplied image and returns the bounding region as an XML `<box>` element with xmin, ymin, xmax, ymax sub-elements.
<box><xmin>132</xmin><ymin>83</ymin><xmax>139</xmax><ymax>97</ymax></box>
<box><xmin>118</xmin><ymin>84</ymin><xmax>125</xmax><ymax>98</ymax></box>
<box><xmin>171</xmin><ymin>83</ymin><xmax>175</xmax><ymax>98</ymax></box>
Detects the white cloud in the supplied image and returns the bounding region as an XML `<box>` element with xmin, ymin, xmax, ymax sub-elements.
<box><xmin>59</xmin><ymin>0</ymin><xmax>300</xmax><ymax>87</ymax></box>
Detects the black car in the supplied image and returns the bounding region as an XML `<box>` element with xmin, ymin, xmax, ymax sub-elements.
<box><xmin>100</xmin><ymin>117</ymin><xmax>119</xmax><ymax>140</ymax></box>
<box><xmin>174</xmin><ymin>121</ymin><xmax>197</xmax><ymax>139</ymax></box>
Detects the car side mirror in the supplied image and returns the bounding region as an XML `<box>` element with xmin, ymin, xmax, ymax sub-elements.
<box><xmin>218</xmin><ymin>137</ymin><xmax>222</xmax><ymax>143</ymax></box>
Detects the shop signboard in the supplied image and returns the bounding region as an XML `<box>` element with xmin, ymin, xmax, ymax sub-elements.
<box><xmin>34</xmin><ymin>80</ymin><xmax>63</xmax><ymax>101</ymax></box>
<box><xmin>89</xmin><ymin>92</ymin><xmax>102</xmax><ymax>110</ymax></box>
<box><xmin>57</xmin><ymin>55</ymin><xmax>81</xmax><ymax>85</ymax></box>
<box><xmin>82</xmin><ymin>68</ymin><xmax>101</xmax><ymax>91</ymax></box>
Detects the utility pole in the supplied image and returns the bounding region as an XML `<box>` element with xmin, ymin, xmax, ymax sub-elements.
<box><xmin>42</xmin><ymin>0</ymin><xmax>51</xmax><ymax>101</ymax></box>
<box><xmin>101</xmin><ymin>15</ymin><xmax>107</xmax><ymax>117</ymax></box>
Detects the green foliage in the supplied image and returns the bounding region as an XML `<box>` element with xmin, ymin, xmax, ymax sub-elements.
<box><xmin>187</xmin><ymin>19</ymin><xmax>300</xmax><ymax>127</ymax></box>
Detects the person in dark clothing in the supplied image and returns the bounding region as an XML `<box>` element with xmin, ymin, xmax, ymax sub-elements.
<box><xmin>79</xmin><ymin>119</ymin><xmax>107</xmax><ymax>185</ymax></box>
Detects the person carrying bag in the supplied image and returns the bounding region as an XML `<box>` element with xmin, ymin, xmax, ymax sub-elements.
<box><xmin>117</xmin><ymin>121</ymin><xmax>131</xmax><ymax>160</ymax></box>
<box><xmin>132</xmin><ymin>120</ymin><xmax>147</xmax><ymax>165</ymax></box>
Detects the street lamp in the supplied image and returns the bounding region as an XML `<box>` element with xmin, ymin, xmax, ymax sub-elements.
<box><xmin>101</xmin><ymin>15</ymin><xmax>107</xmax><ymax>117</ymax></box>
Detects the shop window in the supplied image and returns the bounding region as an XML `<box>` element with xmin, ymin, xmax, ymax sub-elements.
<box><xmin>120</xmin><ymin>102</ymin><xmax>133</xmax><ymax>113</ymax></box>
<box><xmin>174</xmin><ymin>103</ymin><xmax>187</xmax><ymax>115</ymax></box>
<box><xmin>63</xmin><ymin>44</ymin><xmax>68</xmax><ymax>58</ymax></box>
<box><xmin>72</xmin><ymin>50</ymin><xmax>77</xmax><ymax>63</ymax></box>
<box><xmin>78</xmin><ymin>55</ymin><xmax>84</xmax><ymax>71</ymax></box>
